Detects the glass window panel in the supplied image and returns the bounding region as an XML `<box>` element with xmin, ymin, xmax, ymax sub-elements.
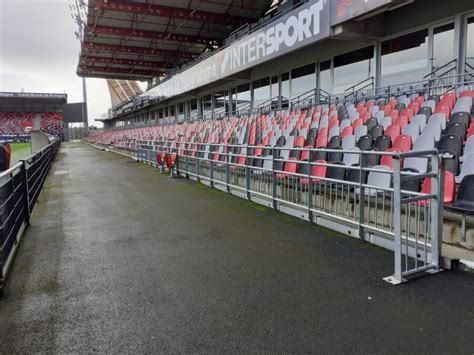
<box><xmin>270</xmin><ymin>76</ymin><xmax>279</xmax><ymax>98</ymax></box>
<box><xmin>291</xmin><ymin>63</ymin><xmax>316</xmax><ymax>99</ymax></box>
<box><xmin>334</xmin><ymin>46</ymin><xmax>374</xmax><ymax>94</ymax></box>
<box><xmin>319</xmin><ymin>60</ymin><xmax>331</xmax><ymax>93</ymax></box>
<box><xmin>236</xmin><ymin>83</ymin><xmax>251</xmax><ymax>110</ymax></box>
<box><xmin>433</xmin><ymin>23</ymin><xmax>455</xmax><ymax>69</ymax></box>
<box><xmin>281</xmin><ymin>73</ymin><xmax>290</xmax><ymax>103</ymax></box>
<box><xmin>253</xmin><ymin>77</ymin><xmax>270</xmax><ymax>105</ymax></box>
<box><xmin>466</xmin><ymin>17</ymin><xmax>474</xmax><ymax>70</ymax></box>
<box><xmin>381</xmin><ymin>29</ymin><xmax>429</xmax><ymax>77</ymax></box>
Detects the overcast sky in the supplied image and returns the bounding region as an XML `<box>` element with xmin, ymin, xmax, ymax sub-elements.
<box><xmin>0</xmin><ymin>0</ymin><xmax>114</xmax><ymax>126</ymax></box>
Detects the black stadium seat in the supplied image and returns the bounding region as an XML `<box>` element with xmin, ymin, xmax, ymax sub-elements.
<box><xmin>444</xmin><ymin>122</ymin><xmax>466</xmax><ymax>141</ymax></box>
<box><xmin>357</xmin><ymin>135</ymin><xmax>372</xmax><ymax>150</ymax></box>
<box><xmin>450</xmin><ymin>112</ymin><xmax>470</xmax><ymax>127</ymax></box>
<box><xmin>446</xmin><ymin>174</ymin><xmax>474</xmax><ymax>215</ymax></box>
<box><xmin>374</xmin><ymin>135</ymin><xmax>391</xmax><ymax>152</ymax></box>
<box><xmin>370</xmin><ymin>125</ymin><xmax>384</xmax><ymax>141</ymax></box>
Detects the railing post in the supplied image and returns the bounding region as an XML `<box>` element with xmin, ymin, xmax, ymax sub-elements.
<box><xmin>272</xmin><ymin>148</ymin><xmax>277</xmax><ymax>210</ymax></box>
<box><xmin>20</xmin><ymin>161</ymin><xmax>31</xmax><ymax>222</ymax></box>
<box><xmin>245</xmin><ymin>145</ymin><xmax>250</xmax><ymax>199</ymax></box>
<box><xmin>225</xmin><ymin>146</ymin><xmax>230</xmax><ymax>193</ymax></box>
<box><xmin>358</xmin><ymin>151</ymin><xmax>365</xmax><ymax>240</ymax></box>
<box><xmin>389</xmin><ymin>154</ymin><xmax>403</xmax><ymax>283</ymax></box>
<box><xmin>430</xmin><ymin>154</ymin><xmax>440</xmax><ymax>269</ymax></box>
<box><xmin>209</xmin><ymin>146</ymin><xmax>214</xmax><ymax>188</ymax></box>
<box><xmin>185</xmin><ymin>145</ymin><xmax>189</xmax><ymax>178</ymax></box>
<box><xmin>307</xmin><ymin>151</ymin><xmax>313</xmax><ymax>222</ymax></box>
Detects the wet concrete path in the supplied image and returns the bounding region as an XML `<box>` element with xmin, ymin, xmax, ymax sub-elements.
<box><xmin>0</xmin><ymin>142</ymin><xmax>473</xmax><ymax>353</ymax></box>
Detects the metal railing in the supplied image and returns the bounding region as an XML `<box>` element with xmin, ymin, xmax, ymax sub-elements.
<box><xmin>344</xmin><ymin>77</ymin><xmax>375</xmax><ymax>100</ymax></box>
<box><xmin>0</xmin><ymin>139</ymin><xmax>60</xmax><ymax>296</ymax></box>
<box><xmin>133</xmin><ymin>140</ymin><xmax>444</xmax><ymax>284</ymax></box>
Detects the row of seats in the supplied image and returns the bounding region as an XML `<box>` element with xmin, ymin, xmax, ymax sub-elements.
<box><xmin>88</xmin><ymin>87</ymin><xmax>474</xmax><ymax>208</ymax></box>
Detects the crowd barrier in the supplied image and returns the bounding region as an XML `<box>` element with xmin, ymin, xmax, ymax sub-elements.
<box><xmin>0</xmin><ymin>139</ymin><xmax>60</xmax><ymax>296</ymax></box>
<box><xmin>134</xmin><ymin>140</ymin><xmax>447</xmax><ymax>284</ymax></box>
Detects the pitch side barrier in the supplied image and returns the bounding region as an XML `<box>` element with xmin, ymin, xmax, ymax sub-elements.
<box><xmin>0</xmin><ymin>139</ymin><xmax>60</xmax><ymax>296</ymax></box>
<box><xmin>135</xmin><ymin>140</ymin><xmax>446</xmax><ymax>284</ymax></box>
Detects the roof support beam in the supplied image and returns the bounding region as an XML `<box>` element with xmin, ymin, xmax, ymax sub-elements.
<box><xmin>88</xmin><ymin>25</ymin><xmax>222</xmax><ymax>46</ymax></box>
<box><xmin>94</xmin><ymin>0</ymin><xmax>255</xmax><ymax>26</ymax></box>
<box><xmin>82</xmin><ymin>42</ymin><xmax>197</xmax><ymax>59</ymax></box>
<box><xmin>79</xmin><ymin>55</ymin><xmax>171</xmax><ymax>69</ymax></box>
<box><xmin>78</xmin><ymin>65</ymin><xmax>165</xmax><ymax>77</ymax></box>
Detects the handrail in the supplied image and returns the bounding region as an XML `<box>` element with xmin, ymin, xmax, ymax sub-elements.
<box><xmin>344</xmin><ymin>76</ymin><xmax>374</xmax><ymax>94</ymax></box>
<box><xmin>423</xmin><ymin>59</ymin><xmax>457</xmax><ymax>79</ymax></box>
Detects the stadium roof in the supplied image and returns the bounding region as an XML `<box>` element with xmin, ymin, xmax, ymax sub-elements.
<box><xmin>77</xmin><ymin>0</ymin><xmax>274</xmax><ymax>80</ymax></box>
<box><xmin>0</xmin><ymin>92</ymin><xmax>67</xmax><ymax>112</ymax></box>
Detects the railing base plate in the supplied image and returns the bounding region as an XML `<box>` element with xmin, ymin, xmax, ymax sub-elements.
<box><xmin>383</xmin><ymin>275</ymin><xmax>407</xmax><ymax>285</ymax></box>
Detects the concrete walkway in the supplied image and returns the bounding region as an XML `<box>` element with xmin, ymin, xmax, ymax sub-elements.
<box><xmin>0</xmin><ymin>142</ymin><xmax>473</xmax><ymax>353</ymax></box>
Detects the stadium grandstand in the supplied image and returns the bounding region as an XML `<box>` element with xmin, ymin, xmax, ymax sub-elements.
<box><xmin>0</xmin><ymin>92</ymin><xmax>66</xmax><ymax>140</ymax></box>
<box><xmin>1</xmin><ymin>0</ymin><xmax>474</xmax><ymax>352</ymax></box>
<box><xmin>81</xmin><ymin>0</ymin><xmax>474</xmax><ymax>280</ymax></box>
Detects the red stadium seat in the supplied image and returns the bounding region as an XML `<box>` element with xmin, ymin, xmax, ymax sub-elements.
<box><xmin>385</xmin><ymin>124</ymin><xmax>401</xmax><ymax>142</ymax></box>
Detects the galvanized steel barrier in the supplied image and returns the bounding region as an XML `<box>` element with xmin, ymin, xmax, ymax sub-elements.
<box><xmin>0</xmin><ymin>139</ymin><xmax>60</xmax><ymax>295</ymax></box>
<box><xmin>135</xmin><ymin>139</ymin><xmax>444</xmax><ymax>284</ymax></box>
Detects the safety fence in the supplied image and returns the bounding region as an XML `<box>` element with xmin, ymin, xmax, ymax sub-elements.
<box><xmin>0</xmin><ymin>139</ymin><xmax>60</xmax><ymax>296</ymax></box>
<box><xmin>135</xmin><ymin>140</ymin><xmax>445</xmax><ymax>284</ymax></box>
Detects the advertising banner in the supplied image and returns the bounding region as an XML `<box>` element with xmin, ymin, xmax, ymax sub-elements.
<box><xmin>145</xmin><ymin>0</ymin><xmax>330</xmax><ymax>99</ymax></box>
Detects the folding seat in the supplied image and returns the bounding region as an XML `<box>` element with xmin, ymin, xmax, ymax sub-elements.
<box><xmin>356</xmin><ymin>135</ymin><xmax>373</xmax><ymax>151</ymax></box>
<box><xmin>411</xmin><ymin>114</ymin><xmax>427</xmax><ymax>131</ymax></box>
<box><xmin>364</xmin><ymin>117</ymin><xmax>377</xmax><ymax>131</ymax></box>
<box><xmin>328</xmin><ymin>135</ymin><xmax>341</xmax><ymax>149</ymax></box>
<box><xmin>394</xmin><ymin>103</ymin><xmax>405</xmax><ymax>112</ymax></box>
<box><xmin>445</xmin><ymin>174</ymin><xmax>474</xmax><ymax>218</ymax></box>
<box><xmin>374</xmin><ymin>111</ymin><xmax>385</xmax><ymax>123</ymax></box>
<box><xmin>355</xmin><ymin>125</ymin><xmax>368</xmax><ymax>141</ymax></box>
<box><xmin>315</xmin><ymin>135</ymin><xmax>328</xmax><ymax>148</ymax></box>
<box><xmin>435</xmin><ymin>105</ymin><xmax>451</xmax><ymax>118</ymax></box>
<box><xmin>385</xmin><ymin>124</ymin><xmax>401</xmax><ymax>142</ymax></box>
<box><xmin>389</xmin><ymin>110</ymin><xmax>400</xmax><ymax>121</ymax></box>
<box><xmin>413</xmin><ymin>134</ymin><xmax>435</xmax><ymax>151</ymax></box>
<box><xmin>349</xmin><ymin>111</ymin><xmax>359</xmax><ymax>121</ymax></box>
<box><xmin>426</xmin><ymin>96</ymin><xmax>439</xmax><ymax>105</ymax></box>
<box><xmin>444</xmin><ymin>122</ymin><xmax>466</xmax><ymax>141</ymax></box>
<box><xmin>370</xmin><ymin>125</ymin><xmax>384</xmax><ymax>141</ymax></box>
<box><xmin>328</xmin><ymin>148</ymin><xmax>343</xmax><ymax>163</ymax></box>
<box><xmin>450</xmin><ymin>112</ymin><xmax>470</xmax><ymax>128</ymax></box>
<box><xmin>393</xmin><ymin>115</ymin><xmax>409</xmax><ymax>129</ymax></box>
<box><xmin>374</xmin><ymin>135</ymin><xmax>391</xmax><ymax>152</ymax></box>
<box><xmin>329</xmin><ymin>117</ymin><xmax>339</xmax><ymax>130</ymax></box>
<box><xmin>341</xmin><ymin>126</ymin><xmax>354</xmax><ymax>140</ymax></box>
<box><xmin>459</xmin><ymin>90</ymin><xmax>474</xmax><ymax>99</ymax></box>
<box><xmin>299</xmin><ymin>128</ymin><xmax>308</xmax><ymax>138</ymax></box>
<box><xmin>276</xmin><ymin>157</ymin><xmax>298</xmax><ymax>180</ymax></box>
<box><xmin>420</xmin><ymin>171</ymin><xmax>455</xmax><ymax>205</ymax></box>
<box><xmin>417</xmin><ymin>106</ymin><xmax>432</xmax><ymax>118</ymax></box>
<box><xmin>342</xmin><ymin>135</ymin><xmax>356</xmax><ymax>150</ymax></box>
<box><xmin>326</xmin><ymin>162</ymin><xmax>347</xmax><ymax>183</ymax></box>
<box><xmin>317</xmin><ymin>127</ymin><xmax>329</xmax><ymax>139</ymax></box>
<box><xmin>360</xmin><ymin>148</ymin><xmax>380</xmax><ymax>168</ymax></box>
<box><xmin>380</xmin><ymin>116</ymin><xmax>392</xmax><ymax>129</ymax></box>
<box><xmin>352</xmin><ymin>118</ymin><xmax>363</xmax><ymax>130</ymax></box>
<box><xmin>340</xmin><ymin>119</ymin><xmax>351</xmax><ymax>130</ymax></box>
<box><xmin>456</xmin><ymin>153</ymin><xmax>474</xmax><ymax>183</ymax></box>
<box><xmin>319</xmin><ymin>116</ymin><xmax>329</xmax><ymax>129</ymax></box>
<box><xmin>421</xmin><ymin>122</ymin><xmax>442</xmax><ymax>143</ymax></box>
<box><xmin>392</xmin><ymin>135</ymin><xmax>412</xmax><ymax>152</ymax></box>
<box><xmin>329</xmin><ymin>126</ymin><xmax>341</xmax><ymax>139</ymax></box>
<box><xmin>468</xmin><ymin>125</ymin><xmax>474</xmax><ymax>140</ymax></box>
<box><xmin>437</xmin><ymin>134</ymin><xmax>462</xmax><ymax>174</ymax></box>
<box><xmin>358</xmin><ymin>165</ymin><xmax>392</xmax><ymax>196</ymax></box>
<box><xmin>299</xmin><ymin>160</ymin><xmax>328</xmax><ymax>185</ymax></box>
<box><xmin>371</xmin><ymin>106</ymin><xmax>380</xmax><ymax>115</ymax></box>
<box><xmin>399</xmin><ymin>134</ymin><xmax>436</xmax><ymax>177</ymax></box>
<box><xmin>462</xmin><ymin>136</ymin><xmax>474</xmax><ymax>161</ymax></box>
<box><xmin>428</xmin><ymin>113</ymin><xmax>447</xmax><ymax>130</ymax></box>
<box><xmin>402</xmin><ymin>123</ymin><xmax>420</xmax><ymax>144</ymax></box>
<box><xmin>361</xmin><ymin>112</ymin><xmax>372</xmax><ymax>122</ymax></box>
